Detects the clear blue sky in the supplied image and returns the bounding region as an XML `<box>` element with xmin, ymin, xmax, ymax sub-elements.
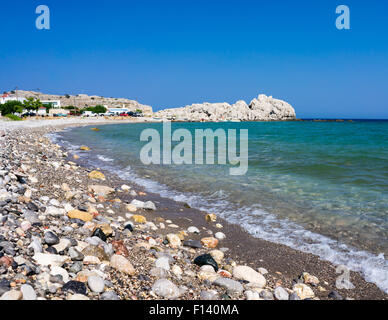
<box><xmin>0</xmin><ymin>0</ymin><xmax>387</xmax><ymax>118</ymax></box>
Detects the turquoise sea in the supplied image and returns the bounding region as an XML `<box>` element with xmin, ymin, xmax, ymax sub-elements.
<box><xmin>55</xmin><ymin>120</ymin><xmax>388</xmax><ymax>292</ymax></box>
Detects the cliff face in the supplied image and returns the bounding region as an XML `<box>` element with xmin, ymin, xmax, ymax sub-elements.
<box><xmin>12</xmin><ymin>90</ymin><xmax>153</xmax><ymax>114</ymax></box>
<box><xmin>156</xmin><ymin>94</ymin><xmax>296</xmax><ymax>121</ymax></box>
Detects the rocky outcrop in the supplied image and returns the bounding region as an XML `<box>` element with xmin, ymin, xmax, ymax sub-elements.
<box><xmin>156</xmin><ymin>94</ymin><xmax>296</xmax><ymax>121</ymax></box>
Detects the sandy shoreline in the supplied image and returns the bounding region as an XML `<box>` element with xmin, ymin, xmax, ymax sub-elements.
<box><xmin>0</xmin><ymin>118</ymin><xmax>386</xmax><ymax>300</ymax></box>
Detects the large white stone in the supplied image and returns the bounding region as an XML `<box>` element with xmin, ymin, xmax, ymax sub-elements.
<box><xmin>232</xmin><ymin>265</ymin><xmax>266</xmax><ymax>288</ymax></box>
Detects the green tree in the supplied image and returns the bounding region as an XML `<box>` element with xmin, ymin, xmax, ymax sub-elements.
<box><xmin>23</xmin><ymin>97</ymin><xmax>43</xmax><ymax>111</ymax></box>
<box><xmin>0</xmin><ymin>100</ymin><xmax>23</xmax><ymax>115</ymax></box>
<box><xmin>93</xmin><ymin>105</ymin><xmax>107</xmax><ymax>114</ymax></box>
<box><xmin>135</xmin><ymin>109</ymin><xmax>143</xmax><ymax>114</ymax></box>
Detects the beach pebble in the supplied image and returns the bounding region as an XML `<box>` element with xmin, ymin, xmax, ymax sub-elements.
<box><xmin>200</xmin><ymin>290</ymin><xmax>219</xmax><ymax>300</ymax></box>
<box><xmin>194</xmin><ymin>254</ymin><xmax>219</xmax><ymax>272</ymax></box>
<box><xmin>245</xmin><ymin>290</ymin><xmax>262</xmax><ymax>300</ymax></box>
<box><xmin>87</xmin><ymin>275</ymin><xmax>105</xmax><ymax>293</ymax></box>
<box><xmin>101</xmin><ymin>291</ymin><xmax>120</xmax><ymax>300</ymax></box>
<box><xmin>171</xmin><ymin>265</ymin><xmax>183</xmax><ymax>278</ymax></box>
<box><xmin>166</xmin><ymin>234</ymin><xmax>181</xmax><ymax>248</ymax></box>
<box><xmin>293</xmin><ymin>283</ymin><xmax>315</xmax><ymax>300</ymax></box>
<box><xmin>155</xmin><ymin>257</ymin><xmax>170</xmax><ymax>271</ymax></box>
<box><xmin>187</xmin><ymin>226</ymin><xmax>200</xmax><ymax>234</ymax></box>
<box><xmin>44</xmin><ymin>231</ymin><xmax>60</xmax><ymax>245</ymax></box>
<box><xmin>209</xmin><ymin>250</ymin><xmax>224</xmax><ymax>264</ymax></box>
<box><xmin>215</xmin><ymin>232</ymin><xmax>226</xmax><ymax>240</ymax></box>
<box><xmin>21</xmin><ymin>284</ymin><xmax>37</xmax><ymax>300</ymax></box>
<box><xmin>152</xmin><ymin>279</ymin><xmax>181</xmax><ymax>299</ymax></box>
<box><xmin>274</xmin><ymin>286</ymin><xmax>289</xmax><ymax>300</ymax></box>
<box><xmin>110</xmin><ymin>255</ymin><xmax>135</xmax><ymax>275</ymax></box>
<box><xmin>233</xmin><ymin>266</ymin><xmax>266</xmax><ymax>288</ymax></box>
<box><xmin>200</xmin><ymin>237</ymin><xmax>218</xmax><ymax>248</ymax></box>
<box><xmin>260</xmin><ymin>290</ymin><xmax>274</xmax><ymax>300</ymax></box>
<box><xmin>213</xmin><ymin>278</ymin><xmax>244</xmax><ymax>295</ymax></box>
<box><xmin>0</xmin><ymin>290</ymin><xmax>23</xmax><ymax>300</ymax></box>
<box><xmin>143</xmin><ymin>201</ymin><xmax>156</xmax><ymax>210</ymax></box>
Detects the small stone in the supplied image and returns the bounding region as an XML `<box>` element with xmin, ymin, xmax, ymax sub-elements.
<box><xmin>274</xmin><ymin>286</ymin><xmax>289</xmax><ymax>300</ymax></box>
<box><xmin>152</xmin><ymin>279</ymin><xmax>180</xmax><ymax>299</ymax></box>
<box><xmin>132</xmin><ymin>215</ymin><xmax>147</xmax><ymax>224</ymax></box>
<box><xmin>92</xmin><ymin>228</ymin><xmax>107</xmax><ymax>242</ymax></box>
<box><xmin>44</xmin><ymin>231</ymin><xmax>60</xmax><ymax>245</ymax></box>
<box><xmin>209</xmin><ymin>250</ymin><xmax>224</xmax><ymax>264</ymax></box>
<box><xmin>21</xmin><ymin>284</ymin><xmax>37</xmax><ymax>300</ymax></box>
<box><xmin>69</xmin><ymin>247</ymin><xmax>84</xmax><ymax>261</ymax></box>
<box><xmin>166</xmin><ymin>234</ymin><xmax>181</xmax><ymax>248</ymax></box>
<box><xmin>233</xmin><ymin>266</ymin><xmax>266</xmax><ymax>288</ymax></box>
<box><xmin>88</xmin><ymin>185</ymin><xmax>114</xmax><ymax>197</ymax></box>
<box><xmin>33</xmin><ymin>253</ymin><xmax>69</xmax><ymax>267</ymax></box>
<box><xmin>67</xmin><ymin>210</ymin><xmax>93</xmax><ymax>222</ymax></box>
<box><xmin>183</xmin><ymin>240</ymin><xmax>202</xmax><ymax>249</ymax></box>
<box><xmin>302</xmin><ymin>272</ymin><xmax>319</xmax><ymax>286</ymax></box>
<box><xmin>245</xmin><ymin>290</ymin><xmax>261</xmax><ymax>300</ymax></box>
<box><xmin>155</xmin><ymin>257</ymin><xmax>170</xmax><ymax>271</ymax></box>
<box><xmin>171</xmin><ymin>265</ymin><xmax>183</xmax><ymax>278</ymax></box>
<box><xmin>62</xmin><ymin>281</ymin><xmax>87</xmax><ymax>295</ymax></box>
<box><xmin>328</xmin><ymin>290</ymin><xmax>343</xmax><ymax>300</ymax></box>
<box><xmin>187</xmin><ymin>226</ymin><xmax>200</xmax><ymax>234</ymax></box>
<box><xmin>80</xmin><ymin>146</ymin><xmax>90</xmax><ymax>151</ymax></box>
<box><xmin>200</xmin><ymin>290</ymin><xmax>219</xmax><ymax>300</ymax></box>
<box><xmin>0</xmin><ymin>290</ymin><xmax>22</xmax><ymax>300</ymax></box>
<box><xmin>101</xmin><ymin>291</ymin><xmax>120</xmax><ymax>300</ymax></box>
<box><xmin>88</xmin><ymin>171</ymin><xmax>105</xmax><ymax>180</ymax></box>
<box><xmin>213</xmin><ymin>278</ymin><xmax>243</xmax><ymax>295</ymax></box>
<box><xmin>143</xmin><ymin>201</ymin><xmax>156</xmax><ymax>210</ymax></box>
<box><xmin>215</xmin><ymin>232</ymin><xmax>226</xmax><ymax>240</ymax></box>
<box><xmin>110</xmin><ymin>254</ymin><xmax>135</xmax><ymax>275</ymax></box>
<box><xmin>87</xmin><ymin>276</ymin><xmax>105</xmax><ymax>293</ymax></box>
<box><xmin>205</xmin><ymin>213</ymin><xmax>217</xmax><ymax>222</ymax></box>
<box><xmin>194</xmin><ymin>254</ymin><xmax>219</xmax><ymax>272</ymax></box>
<box><xmin>260</xmin><ymin>290</ymin><xmax>274</xmax><ymax>300</ymax></box>
<box><xmin>293</xmin><ymin>283</ymin><xmax>315</xmax><ymax>300</ymax></box>
<box><xmin>200</xmin><ymin>237</ymin><xmax>218</xmax><ymax>248</ymax></box>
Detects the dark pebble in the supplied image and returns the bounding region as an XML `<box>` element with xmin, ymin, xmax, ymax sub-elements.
<box><xmin>44</xmin><ymin>231</ymin><xmax>60</xmax><ymax>245</ymax></box>
<box><xmin>124</xmin><ymin>224</ymin><xmax>133</xmax><ymax>232</ymax></box>
<box><xmin>62</xmin><ymin>280</ymin><xmax>87</xmax><ymax>295</ymax></box>
<box><xmin>46</xmin><ymin>246</ymin><xmax>58</xmax><ymax>254</ymax></box>
<box><xmin>92</xmin><ymin>228</ymin><xmax>107</xmax><ymax>242</ymax></box>
<box><xmin>27</xmin><ymin>202</ymin><xmax>39</xmax><ymax>212</ymax></box>
<box><xmin>328</xmin><ymin>290</ymin><xmax>343</xmax><ymax>300</ymax></box>
<box><xmin>193</xmin><ymin>254</ymin><xmax>219</xmax><ymax>272</ymax></box>
<box><xmin>183</xmin><ymin>240</ymin><xmax>202</xmax><ymax>249</ymax></box>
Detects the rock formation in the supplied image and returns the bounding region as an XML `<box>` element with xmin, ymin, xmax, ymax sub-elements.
<box><xmin>156</xmin><ymin>94</ymin><xmax>296</xmax><ymax>121</ymax></box>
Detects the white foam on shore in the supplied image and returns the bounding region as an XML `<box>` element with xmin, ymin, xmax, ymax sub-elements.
<box><xmin>118</xmin><ymin>168</ymin><xmax>388</xmax><ymax>293</ymax></box>
<box><xmin>52</xmin><ymin>131</ymin><xmax>388</xmax><ymax>294</ymax></box>
<box><xmin>97</xmin><ymin>155</ymin><xmax>114</xmax><ymax>162</ymax></box>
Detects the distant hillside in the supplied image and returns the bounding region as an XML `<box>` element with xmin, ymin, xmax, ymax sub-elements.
<box><xmin>6</xmin><ymin>90</ymin><xmax>153</xmax><ymax>114</ymax></box>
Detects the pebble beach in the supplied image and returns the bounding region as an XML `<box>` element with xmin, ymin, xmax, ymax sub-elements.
<box><xmin>0</xmin><ymin>118</ymin><xmax>386</xmax><ymax>301</ymax></box>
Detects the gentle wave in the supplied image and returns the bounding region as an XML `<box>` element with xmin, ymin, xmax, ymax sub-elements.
<box><xmin>50</xmin><ymin>129</ymin><xmax>388</xmax><ymax>294</ymax></box>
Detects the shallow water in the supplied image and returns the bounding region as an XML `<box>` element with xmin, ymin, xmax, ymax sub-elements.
<box><xmin>54</xmin><ymin>120</ymin><xmax>388</xmax><ymax>292</ymax></box>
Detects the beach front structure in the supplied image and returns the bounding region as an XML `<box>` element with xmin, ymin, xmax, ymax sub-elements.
<box><xmin>0</xmin><ymin>94</ymin><xmax>26</xmax><ymax>104</ymax></box>
<box><xmin>41</xmin><ymin>100</ymin><xmax>61</xmax><ymax>109</ymax></box>
<box><xmin>107</xmin><ymin>107</ymin><xmax>130</xmax><ymax>115</ymax></box>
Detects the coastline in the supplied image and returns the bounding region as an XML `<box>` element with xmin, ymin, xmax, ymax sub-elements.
<box><xmin>0</xmin><ymin>119</ymin><xmax>386</xmax><ymax>300</ymax></box>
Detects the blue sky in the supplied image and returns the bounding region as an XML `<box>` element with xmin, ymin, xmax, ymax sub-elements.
<box><xmin>0</xmin><ymin>0</ymin><xmax>387</xmax><ymax>118</ymax></box>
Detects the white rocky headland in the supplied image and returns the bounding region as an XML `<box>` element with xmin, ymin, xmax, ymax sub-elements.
<box><xmin>156</xmin><ymin>94</ymin><xmax>296</xmax><ymax>121</ymax></box>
